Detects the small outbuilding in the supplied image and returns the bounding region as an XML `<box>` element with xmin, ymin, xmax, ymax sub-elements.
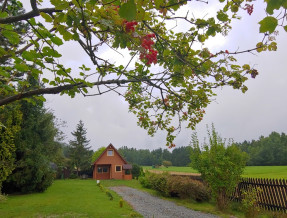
<box><xmin>93</xmin><ymin>144</ymin><xmax>132</xmax><ymax>180</ymax></box>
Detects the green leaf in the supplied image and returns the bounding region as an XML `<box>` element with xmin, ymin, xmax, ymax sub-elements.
<box><xmin>0</xmin><ymin>12</ymin><xmax>8</xmax><ymax>18</ymax></box>
<box><xmin>119</xmin><ymin>0</ymin><xmax>137</xmax><ymax>21</ymax></box>
<box><xmin>265</xmin><ymin>0</ymin><xmax>283</xmax><ymax>15</ymax></box>
<box><xmin>231</xmin><ymin>5</ymin><xmax>239</xmax><ymax>13</ymax></box>
<box><xmin>242</xmin><ymin>64</ymin><xmax>250</xmax><ymax>70</ymax></box>
<box><xmin>0</xmin><ymin>47</ymin><xmax>6</xmax><ymax>57</ymax></box>
<box><xmin>35</xmin><ymin>95</ymin><xmax>46</xmax><ymax>102</ymax></box>
<box><xmin>136</xmin><ymin>6</ymin><xmax>145</xmax><ymax>20</ymax></box>
<box><xmin>29</xmin><ymin>17</ymin><xmax>37</xmax><ymax>25</ymax></box>
<box><xmin>259</xmin><ymin>16</ymin><xmax>278</xmax><ymax>33</ymax></box>
<box><xmin>22</xmin><ymin>50</ymin><xmax>39</xmax><ymax>61</ymax></box>
<box><xmin>50</xmin><ymin>0</ymin><xmax>70</xmax><ymax>10</ymax></box>
<box><xmin>198</xmin><ymin>35</ymin><xmax>205</xmax><ymax>42</ymax></box>
<box><xmin>14</xmin><ymin>63</ymin><xmax>29</xmax><ymax>72</ymax></box>
<box><xmin>51</xmin><ymin>36</ymin><xmax>63</xmax><ymax>46</ymax></box>
<box><xmin>2</xmin><ymin>30</ymin><xmax>20</xmax><ymax>45</ymax></box>
<box><xmin>40</xmin><ymin>12</ymin><xmax>53</xmax><ymax>22</ymax></box>
<box><xmin>0</xmin><ymin>70</ymin><xmax>10</xmax><ymax>78</ymax></box>
<box><xmin>256</xmin><ymin>42</ymin><xmax>264</xmax><ymax>53</ymax></box>
<box><xmin>154</xmin><ymin>0</ymin><xmax>165</xmax><ymax>10</ymax></box>
<box><xmin>42</xmin><ymin>78</ymin><xmax>49</xmax><ymax>83</ymax></box>
<box><xmin>284</xmin><ymin>25</ymin><xmax>287</xmax><ymax>32</ymax></box>
<box><xmin>217</xmin><ymin>11</ymin><xmax>229</xmax><ymax>22</ymax></box>
<box><xmin>268</xmin><ymin>42</ymin><xmax>277</xmax><ymax>51</ymax></box>
<box><xmin>61</xmin><ymin>30</ymin><xmax>73</xmax><ymax>41</ymax></box>
<box><xmin>206</xmin><ymin>26</ymin><xmax>216</xmax><ymax>36</ymax></box>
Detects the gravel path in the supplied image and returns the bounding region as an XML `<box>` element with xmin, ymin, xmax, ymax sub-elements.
<box><xmin>109</xmin><ymin>186</ymin><xmax>218</xmax><ymax>218</ymax></box>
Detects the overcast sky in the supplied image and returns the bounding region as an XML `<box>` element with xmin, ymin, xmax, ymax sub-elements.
<box><xmin>24</xmin><ymin>1</ymin><xmax>287</xmax><ymax>151</ymax></box>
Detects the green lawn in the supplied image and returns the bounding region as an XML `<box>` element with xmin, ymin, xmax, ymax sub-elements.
<box><xmin>0</xmin><ymin>179</ymin><xmax>141</xmax><ymax>218</ymax></box>
<box><xmin>143</xmin><ymin>166</ymin><xmax>287</xmax><ymax>179</ymax></box>
<box><xmin>242</xmin><ymin>166</ymin><xmax>287</xmax><ymax>179</ymax></box>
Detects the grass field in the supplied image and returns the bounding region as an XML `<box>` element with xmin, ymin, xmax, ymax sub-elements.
<box><xmin>143</xmin><ymin>166</ymin><xmax>287</xmax><ymax>179</ymax></box>
<box><xmin>0</xmin><ymin>179</ymin><xmax>140</xmax><ymax>217</ymax></box>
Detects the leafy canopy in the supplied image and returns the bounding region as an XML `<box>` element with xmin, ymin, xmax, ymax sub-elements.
<box><xmin>0</xmin><ymin>0</ymin><xmax>286</xmax><ymax>146</ymax></box>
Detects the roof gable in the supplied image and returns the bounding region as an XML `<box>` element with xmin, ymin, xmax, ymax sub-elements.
<box><xmin>93</xmin><ymin>143</ymin><xmax>128</xmax><ymax>165</ymax></box>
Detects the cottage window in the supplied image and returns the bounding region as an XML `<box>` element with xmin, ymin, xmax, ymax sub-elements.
<box><xmin>107</xmin><ymin>149</ymin><xmax>114</xmax><ymax>156</ymax></box>
<box><xmin>115</xmin><ymin>165</ymin><xmax>122</xmax><ymax>172</ymax></box>
<box><xmin>98</xmin><ymin>166</ymin><xmax>109</xmax><ymax>173</ymax></box>
<box><xmin>125</xmin><ymin>169</ymin><xmax>131</xmax><ymax>175</ymax></box>
<box><xmin>97</xmin><ymin>167</ymin><xmax>102</xmax><ymax>173</ymax></box>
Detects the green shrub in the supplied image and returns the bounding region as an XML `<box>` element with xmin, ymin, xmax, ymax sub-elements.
<box><xmin>139</xmin><ymin>171</ymin><xmax>152</xmax><ymax>188</ymax></box>
<box><xmin>131</xmin><ymin>164</ymin><xmax>143</xmax><ymax>179</ymax></box>
<box><xmin>139</xmin><ymin>172</ymin><xmax>210</xmax><ymax>202</ymax></box>
<box><xmin>69</xmin><ymin>173</ymin><xmax>78</xmax><ymax>179</ymax></box>
<box><xmin>167</xmin><ymin>176</ymin><xmax>210</xmax><ymax>202</ymax></box>
<box><xmin>150</xmin><ymin>173</ymin><xmax>169</xmax><ymax>195</ymax></box>
<box><xmin>139</xmin><ymin>171</ymin><xmax>169</xmax><ymax>195</ymax></box>
<box><xmin>162</xmin><ymin>160</ymin><xmax>172</xmax><ymax>168</ymax></box>
<box><xmin>190</xmin><ymin>124</ymin><xmax>248</xmax><ymax>210</ymax></box>
<box><xmin>106</xmin><ymin>191</ymin><xmax>113</xmax><ymax>200</ymax></box>
<box><xmin>241</xmin><ymin>186</ymin><xmax>261</xmax><ymax>218</ymax></box>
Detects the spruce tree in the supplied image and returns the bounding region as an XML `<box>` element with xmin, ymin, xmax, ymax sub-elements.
<box><xmin>69</xmin><ymin>120</ymin><xmax>92</xmax><ymax>176</ymax></box>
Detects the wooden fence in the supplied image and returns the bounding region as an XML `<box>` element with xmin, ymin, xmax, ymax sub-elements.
<box><xmin>231</xmin><ymin>178</ymin><xmax>287</xmax><ymax>213</ymax></box>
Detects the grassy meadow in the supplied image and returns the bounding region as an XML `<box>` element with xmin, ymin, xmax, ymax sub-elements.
<box><xmin>0</xmin><ymin>179</ymin><xmax>140</xmax><ymax>218</ymax></box>
<box><xmin>143</xmin><ymin>166</ymin><xmax>287</xmax><ymax>179</ymax></box>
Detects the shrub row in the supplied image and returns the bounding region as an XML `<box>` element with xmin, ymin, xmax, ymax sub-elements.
<box><xmin>139</xmin><ymin>172</ymin><xmax>210</xmax><ymax>202</ymax></box>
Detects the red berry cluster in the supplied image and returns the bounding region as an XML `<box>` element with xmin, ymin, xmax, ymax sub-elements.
<box><xmin>140</xmin><ymin>33</ymin><xmax>158</xmax><ymax>65</ymax></box>
<box><xmin>168</xmin><ymin>143</ymin><xmax>176</xmax><ymax>149</ymax></box>
<box><xmin>244</xmin><ymin>4</ymin><xmax>253</xmax><ymax>15</ymax></box>
<box><xmin>124</xmin><ymin>21</ymin><xmax>138</xmax><ymax>32</ymax></box>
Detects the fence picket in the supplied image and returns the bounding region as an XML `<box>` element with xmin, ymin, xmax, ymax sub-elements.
<box><xmin>232</xmin><ymin>177</ymin><xmax>287</xmax><ymax>213</ymax></box>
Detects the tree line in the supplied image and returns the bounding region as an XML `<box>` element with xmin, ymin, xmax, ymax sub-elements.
<box><xmin>118</xmin><ymin>146</ymin><xmax>192</xmax><ymax>167</ymax></box>
<box><xmin>236</xmin><ymin>132</ymin><xmax>287</xmax><ymax>166</ymax></box>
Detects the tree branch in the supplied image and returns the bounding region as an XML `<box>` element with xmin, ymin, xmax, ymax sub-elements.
<box><xmin>0</xmin><ymin>78</ymin><xmax>166</xmax><ymax>106</ymax></box>
<box><xmin>0</xmin><ymin>7</ymin><xmax>61</xmax><ymax>24</ymax></box>
<box><xmin>1</xmin><ymin>0</ymin><xmax>8</xmax><ymax>12</ymax></box>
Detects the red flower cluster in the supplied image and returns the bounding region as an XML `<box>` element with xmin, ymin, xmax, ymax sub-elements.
<box><xmin>124</xmin><ymin>21</ymin><xmax>138</xmax><ymax>32</ymax></box>
<box><xmin>245</xmin><ymin>4</ymin><xmax>254</xmax><ymax>15</ymax></box>
<box><xmin>140</xmin><ymin>33</ymin><xmax>158</xmax><ymax>65</ymax></box>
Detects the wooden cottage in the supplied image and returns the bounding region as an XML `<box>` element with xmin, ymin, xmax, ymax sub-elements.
<box><xmin>93</xmin><ymin>144</ymin><xmax>132</xmax><ymax>180</ymax></box>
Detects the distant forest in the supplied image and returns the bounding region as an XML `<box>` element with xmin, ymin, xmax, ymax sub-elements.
<box><xmin>119</xmin><ymin>131</ymin><xmax>287</xmax><ymax>166</ymax></box>
<box><xmin>118</xmin><ymin>146</ymin><xmax>192</xmax><ymax>167</ymax></box>
<box><xmin>236</xmin><ymin>131</ymin><xmax>287</xmax><ymax>166</ymax></box>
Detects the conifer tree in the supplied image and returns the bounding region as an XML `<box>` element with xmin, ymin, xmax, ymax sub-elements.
<box><xmin>69</xmin><ymin>120</ymin><xmax>92</xmax><ymax>176</ymax></box>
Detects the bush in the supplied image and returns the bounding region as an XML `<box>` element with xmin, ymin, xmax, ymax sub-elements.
<box><xmin>2</xmin><ymin>157</ymin><xmax>55</xmax><ymax>193</ymax></box>
<box><xmin>131</xmin><ymin>164</ymin><xmax>143</xmax><ymax>179</ymax></box>
<box><xmin>190</xmin><ymin>124</ymin><xmax>248</xmax><ymax>210</ymax></box>
<box><xmin>167</xmin><ymin>176</ymin><xmax>210</xmax><ymax>202</ymax></box>
<box><xmin>139</xmin><ymin>173</ymin><xmax>151</xmax><ymax>188</ymax></box>
<box><xmin>139</xmin><ymin>172</ymin><xmax>210</xmax><ymax>202</ymax></box>
<box><xmin>69</xmin><ymin>173</ymin><xmax>78</xmax><ymax>179</ymax></box>
<box><xmin>162</xmin><ymin>160</ymin><xmax>172</xmax><ymax>168</ymax></box>
<box><xmin>150</xmin><ymin>173</ymin><xmax>169</xmax><ymax>195</ymax></box>
<box><xmin>241</xmin><ymin>186</ymin><xmax>262</xmax><ymax>218</ymax></box>
<box><xmin>139</xmin><ymin>171</ymin><xmax>169</xmax><ymax>195</ymax></box>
